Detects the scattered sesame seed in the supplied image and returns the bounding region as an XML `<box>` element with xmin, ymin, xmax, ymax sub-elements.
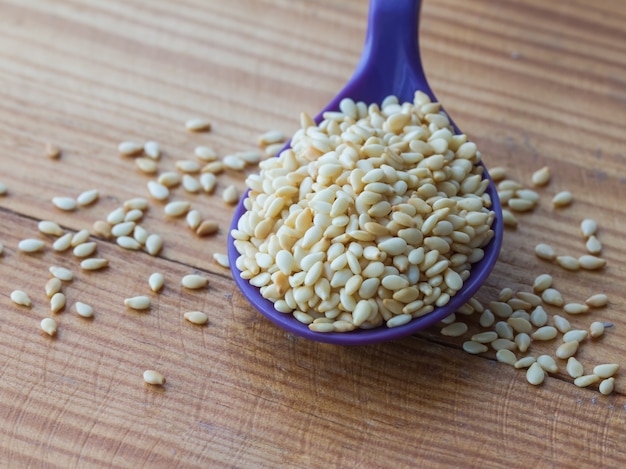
<box><xmin>526</xmin><ymin>363</ymin><xmax>545</xmax><ymax>385</ymax></box>
<box><xmin>213</xmin><ymin>253</ymin><xmax>230</xmax><ymax>268</ymax></box>
<box><xmin>531</xmin><ymin>166</ymin><xmax>550</xmax><ymax>186</ymax></box>
<box><xmin>184</xmin><ymin>311</ymin><xmax>209</xmax><ymax>325</ymax></box>
<box><xmin>49</xmin><ymin>265</ymin><xmax>73</xmax><ymax>281</ymax></box>
<box><xmin>80</xmin><ymin>258</ymin><xmax>109</xmax><ymax>270</ymax></box>
<box><xmin>185</xmin><ymin>118</ymin><xmax>211</xmax><ymax>132</ymax></box>
<box><xmin>144</xmin><ymin>141</ymin><xmax>160</xmax><ymax>160</ymax></box>
<box><xmin>124</xmin><ymin>296</ymin><xmax>151</xmax><ymax>310</ymax></box>
<box><xmin>75</xmin><ymin>302</ymin><xmax>94</xmax><ymax>318</ymax></box>
<box><xmin>40</xmin><ymin>318</ymin><xmax>57</xmax><ymax>336</ymax></box>
<box><xmin>148</xmin><ymin>273</ymin><xmax>164</xmax><ymax>292</ymax></box>
<box><xmin>51</xmin><ymin>196</ymin><xmax>77</xmax><ymax>211</ymax></box>
<box><xmin>118</xmin><ymin>141</ymin><xmax>143</xmax><ymax>156</ymax></box>
<box><xmin>181</xmin><ymin>274</ymin><xmax>209</xmax><ymax>290</ymax></box>
<box><xmin>76</xmin><ymin>189</ymin><xmax>99</xmax><ymax>206</ymax></box>
<box><xmin>45</xmin><ymin>143</ymin><xmax>61</xmax><ymax>159</ymax></box>
<box><xmin>38</xmin><ymin>220</ymin><xmax>64</xmax><ymax>236</ymax></box>
<box><xmin>10</xmin><ymin>290</ymin><xmax>32</xmax><ymax>307</ymax></box>
<box><xmin>50</xmin><ymin>292</ymin><xmax>66</xmax><ymax>313</ymax></box>
<box><xmin>18</xmin><ymin>239</ymin><xmax>45</xmax><ymax>253</ymax></box>
<box><xmin>143</xmin><ymin>369</ymin><xmax>166</xmax><ymax>385</ymax></box>
<box><xmin>552</xmin><ymin>191</ymin><xmax>573</xmax><ymax>207</ymax></box>
<box><xmin>599</xmin><ymin>377</ymin><xmax>615</xmax><ymax>395</ymax></box>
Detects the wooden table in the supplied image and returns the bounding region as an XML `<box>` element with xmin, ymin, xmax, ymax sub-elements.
<box><xmin>1</xmin><ymin>0</ymin><xmax>625</xmax><ymax>467</ymax></box>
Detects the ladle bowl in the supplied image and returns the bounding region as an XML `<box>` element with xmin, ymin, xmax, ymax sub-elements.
<box><xmin>227</xmin><ymin>0</ymin><xmax>503</xmax><ymax>345</ymax></box>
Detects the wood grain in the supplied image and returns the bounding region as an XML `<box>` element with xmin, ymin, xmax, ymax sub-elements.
<box><xmin>1</xmin><ymin>0</ymin><xmax>626</xmax><ymax>467</ymax></box>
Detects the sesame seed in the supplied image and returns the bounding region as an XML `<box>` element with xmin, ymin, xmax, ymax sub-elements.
<box><xmin>533</xmin><ymin>274</ymin><xmax>553</xmax><ymax>292</ymax></box>
<box><xmin>502</xmin><ymin>209</ymin><xmax>519</xmax><ymax>228</ymax></box>
<box><xmin>145</xmin><ymin>234</ymin><xmax>163</xmax><ymax>256</ymax></box>
<box><xmin>526</xmin><ymin>362</ymin><xmax>546</xmax><ymax>385</ymax></box>
<box><xmin>491</xmin><ymin>338</ymin><xmax>516</xmax><ymax>351</ymax></box>
<box><xmin>124</xmin><ymin>296</ymin><xmax>151</xmax><ymax>310</ymax></box>
<box><xmin>10</xmin><ymin>290</ymin><xmax>32</xmax><ymax>307</ymax></box>
<box><xmin>182</xmin><ymin>175</ymin><xmax>201</xmax><ymax>193</ymax></box>
<box><xmin>531</xmin><ymin>326</ymin><xmax>557</xmax><ymax>341</ymax></box>
<box><xmin>489</xmin><ymin>167</ymin><xmax>507</xmax><ymax>182</ymax></box>
<box><xmin>585</xmin><ymin>236</ymin><xmax>602</xmax><ymax>255</ymax></box>
<box><xmin>184</xmin><ymin>311</ymin><xmax>209</xmax><ymax>325</ymax></box>
<box><xmin>175</xmin><ymin>159</ymin><xmax>202</xmax><ymax>173</ymax></box>
<box><xmin>144</xmin><ymin>141</ymin><xmax>160</xmax><ymax>160</ymax></box>
<box><xmin>534</xmin><ymin>243</ymin><xmax>556</xmax><ymax>261</ymax></box>
<box><xmin>76</xmin><ymin>189</ymin><xmax>99</xmax><ymax>206</ymax></box>
<box><xmin>73</xmin><ymin>241</ymin><xmax>97</xmax><ymax>258</ymax></box>
<box><xmin>80</xmin><ymin>258</ymin><xmax>109</xmax><ymax>270</ymax></box>
<box><xmin>158</xmin><ymin>171</ymin><xmax>182</xmax><ymax>188</ymax></box>
<box><xmin>75</xmin><ymin>302</ymin><xmax>94</xmax><ymax>318</ymax></box>
<box><xmin>71</xmin><ymin>229</ymin><xmax>90</xmax><ymax>247</ymax></box>
<box><xmin>0</xmin><ymin>182</ymin><xmax>6</xmax><ymax>195</ymax></box>
<box><xmin>107</xmin><ymin>207</ymin><xmax>126</xmax><ymax>225</ymax></box>
<box><xmin>185</xmin><ymin>118</ymin><xmax>211</xmax><ymax>132</ymax></box>
<box><xmin>552</xmin><ymin>191</ymin><xmax>573</xmax><ymax>207</ymax></box>
<box><xmin>123</xmin><ymin>198</ymin><xmax>149</xmax><ymax>211</ymax></box>
<box><xmin>573</xmin><ymin>374</ymin><xmax>599</xmax><ymax>388</ymax></box>
<box><xmin>40</xmin><ymin>318</ymin><xmax>57</xmax><ymax>336</ymax></box>
<box><xmin>462</xmin><ymin>341</ymin><xmax>488</xmax><ymax>354</ymax></box>
<box><xmin>194</xmin><ymin>146</ymin><xmax>218</xmax><ymax>162</ymax></box>
<box><xmin>531</xmin><ymin>166</ymin><xmax>551</xmax><ymax>186</ymax></box>
<box><xmin>470</xmin><ymin>331</ymin><xmax>498</xmax><ymax>344</ymax></box>
<box><xmin>164</xmin><ymin>200</ymin><xmax>191</xmax><ymax>217</ymax></box>
<box><xmin>537</xmin><ymin>355</ymin><xmax>559</xmax><ymax>374</ymax></box>
<box><xmin>50</xmin><ymin>292</ymin><xmax>66</xmax><ymax>313</ymax></box>
<box><xmin>589</xmin><ymin>321</ymin><xmax>605</xmax><ymax>338</ymax></box>
<box><xmin>135</xmin><ymin>157</ymin><xmax>158</xmax><ymax>174</ymax></box>
<box><xmin>440</xmin><ymin>322</ymin><xmax>468</xmax><ymax>337</ymax></box>
<box><xmin>45</xmin><ymin>278</ymin><xmax>62</xmax><ymax>298</ymax></box>
<box><xmin>186</xmin><ymin>210</ymin><xmax>201</xmax><ymax>230</ymax></box>
<box><xmin>599</xmin><ymin>377</ymin><xmax>615</xmax><ymax>395</ymax></box>
<box><xmin>223</xmin><ymin>154</ymin><xmax>246</xmax><ymax>171</ymax></box>
<box><xmin>133</xmin><ymin>225</ymin><xmax>148</xmax><ymax>245</ymax></box>
<box><xmin>578</xmin><ymin>255</ymin><xmax>606</xmax><ymax>270</ymax></box>
<box><xmin>496</xmin><ymin>349</ymin><xmax>517</xmax><ymax>366</ymax></box>
<box><xmin>117</xmin><ymin>236</ymin><xmax>142</xmax><ymax>250</ymax></box>
<box><xmin>18</xmin><ymin>239</ymin><xmax>45</xmax><ymax>253</ymax></box>
<box><xmin>515</xmin><ymin>333</ymin><xmax>531</xmax><ymax>353</ymax></box>
<box><xmin>514</xmin><ymin>356</ymin><xmax>536</xmax><ymax>369</ymax></box>
<box><xmin>563</xmin><ymin>303</ymin><xmax>589</xmax><ymax>315</ymax></box>
<box><xmin>555</xmin><ymin>341</ymin><xmax>579</xmax><ymax>359</ymax></box>
<box><xmin>553</xmin><ymin>315</ymin><xmax>572</xmax><ymax>334</ymax></box>
<box><xmin>51</xmin><ymin>196</ymin><xmax>77</xmax><ymax>211</ymax></box>
<box><xmin>593</xmin><ymin>364</ymin><xmax>619</xmax><ymax>379</ymax></box>
<box><xmin>118</xmin><ymin>141</ymin><xmax>143</xmax><ymax>156</ymax></box>
<box><xmin>566</xmin><ymin>357</ymin><xmax>584</xmax><ymax>378</ymax></box>
<box><xmin>92</xmin><ymin>221</ymin><xmax>112</xmax><ymax>239</ymax></box>
<box><xmin>125</xmin><ymin>209</ymin><xmax>144</xmax><ymax>223</ymax></box>
<box><xmin>148</xmin><ymin>273</ymin><xmax>164</xmax><ymax>292</ymax></box>
<box><xmin>45</xmin><ymin>143</ymin><xmax>61</xmax><ymax>159</ymax></box>
<box><xmin>238</xmin><ymin>151</ymin><xmax>262</xmax><ymax>165</ymax></box>
<box><xmin>541</xmin><ymin>288</ymin><xmax>563</xmax><ymax>307</ymax></box>
<box><xmin>49</xmin><ymin>266</ymin><xmax>73</xmax><ymax>281</ymax></box>
<box><xmin>143</xmin><ymin>370</ymin><xmax>166</xmax><ymax>385</ymax></box>
<box><xmin>199</xmin><ymin>173</ymin><xmax>217</xmax><ymax>193</ymax></box>
<box><xmin>580</xmin><ymin>219</ymin><xmax>597</xmax><ymax>238</ymax></box>
<box><xmin>222</xmin><ymin>185</ymin><xmax>239</xmax><ymax>205</ymax></box>
<box><xmin>529</xmin><ymin>305</ymin><xmax>548</xmax><ymax>327</ymax></box>
<box><xmin>201</xmin><ymin>161</ymin><xmax>224</xmax><ymax>174</ymax></box>
<box><xmin>479</xmin><ymin>309</ymin><xmax>495</xmax><ymax>328</ymax></box>
<box><xmin>213</xmin><ymin>253</ymin><xmax>230</xmax><ymax>268</ymax></box>
<box><xmin>147</xmin><ymin>181</ymin><xmax>170</xmax><ymax>201</ymax></box>
<box><xmin>556</xmin><ymin>255</ymin><xmax>580</xmax><ymax>271</ymax></box>
<box><xmin>111</xmin><ymin>221</ymin><xmax>136</xmax><ymax>238</ymax></box>
<box><xmin>264</xmin><ymin>143</ymin><xmax>284</xmax><ymax>158</ymax></box>
<box><xmin>181</xmin><ymin>274</ymin><xmax>209</xmax><ymax>290</ymax></box>
<box><xmin>508</xmin><ymin>198</ymin><xmax>535</xmax><ymax>212</ymax></box>
<box><xmin>38</xmin><ymin>220</ymin><xmax>64</xmax><ymax>236</ymax></box>
<box><xmin>257</xmin><ymin>130</ymin><xmax>286</xmax><ymax>147</ymax></box>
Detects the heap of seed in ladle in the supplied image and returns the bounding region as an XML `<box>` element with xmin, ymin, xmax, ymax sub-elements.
<box><xmin>232</xmin><ymin>92</ymin><xmax>496</xmax><ymax>332</ymax></box>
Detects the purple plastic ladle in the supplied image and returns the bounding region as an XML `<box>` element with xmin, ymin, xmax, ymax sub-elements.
<box><xmin>227</xmin><ymin>0</ymin><xmax>503</xmax><ymax>345</ymax></box>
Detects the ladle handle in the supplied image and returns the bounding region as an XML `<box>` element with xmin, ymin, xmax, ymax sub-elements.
<box><xmin>363</xmin><ymin>0</ymin><xmax>422</xmax><ymax>68</ymax></box>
